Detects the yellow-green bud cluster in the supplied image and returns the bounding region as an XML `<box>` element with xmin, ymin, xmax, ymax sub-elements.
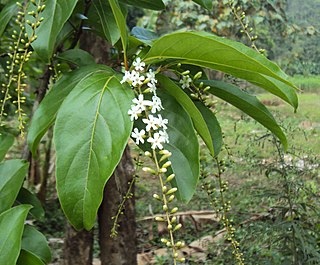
<box><xmin>0</xmin><ymin>1</ymin><xmax>46</xmax><ymax>135</ymax></box>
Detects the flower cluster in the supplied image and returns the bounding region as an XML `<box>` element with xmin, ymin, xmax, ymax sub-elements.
<box><xmin>122</xmin><ymin>58</ymin><xmax>185</xmax><ymax>264</ymax></box>
<box><xmin>122</xmin><ymin>58</ymin><xmax>169</xmax><ymax>150</ymax></box>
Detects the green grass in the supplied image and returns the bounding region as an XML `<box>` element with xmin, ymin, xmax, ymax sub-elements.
<box><xmin>135</xmin><ymin>91</ymin><xmax>320</xmax><ymax>264</ymax></box>
<box><xmin>290</xmin><ymin>75</ymin><xmax>320</xmax><ymax>92</ymax></box>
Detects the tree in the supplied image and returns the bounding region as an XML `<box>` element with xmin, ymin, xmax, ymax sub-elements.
<box><xmin>0</xmin><ymin>0</ymin><xmax>298</xmax><ymax>264</ymax></box>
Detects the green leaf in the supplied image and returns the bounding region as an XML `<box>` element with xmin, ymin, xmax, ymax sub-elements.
<box><xmin>16</xmin><ymin>250</ymin><xmax>45</xmax><ymax>265</ymax></box>
<box><xmin>119</xmin><ymin>0</ymin><xmax>165</xmax><ymax>10</ymax></box>
<box><xmin>27</xmin><ymin>64</ymin><xmax>112</xmax><ymax>156</ymax></box>
<box><xmin>28</xmin><ymin>0</ymin><xmax>78</xmax><ymax>62</ymax></box>
<box><xmin>194</xmin><ymin>101</ymin><xmax>223</xmax><ymax>156</ymax></box>
<box><xmin>0</xmin><ymin>205</ymin><xmax>32</xmax><ymax>265</ymax></box>
<box><xmin>89</xmin><ymin>0</ymin><xmax>120</xmax><ymax>45</ymax></box>
<box><xmin>16</xmin><ymin>188</ymin><xmax>45</xmax><ymax>220</ymax></box>
<box><xmin>202</xmin><ymin>80</ymin><xmax>288</xmax><ymax>150</ymax></box>
<box><xmin>191</xmin><ymin>0</ymin><xmax>213</xmax><ymax>10</ymax></box>
<box><xmin>0</xmin><ymin>132</ymin><xmax>14</xmax><ymax>162</ymax></box>
<box><xmin>0</xmin><ymin>0</ymin><xmax>18</xmax><ymax>37</ymax></box>
<box><xmin>54</xmin><ymin>71</ymin><xmax>134</xmax><ymax>230</ymax></box>
<box><xmin>57</xmin><ymin>49</ymin><xmax>96</xmax><ymax>66</ymax></box>
<box><xmin>21</xmin><ymin>225</ymin><xmax>51</xmax><ymax>263</ymax></box>
<box><xmin>108</xmin><ymin>0</ymin><xmax>128</xmax><ymax>59</ymax></box>
<box><xmin>144</xmin><ymin>32</ymin><xmax>298</xmax><ymax>108</ymax></box>
<box><xmin>157</xmin><ymin>74</ymin><xmax>217</xmax><ymax>157</ymax></box>
<box><xmin>158</xmin><ymin>90</ymin><xmax>200</xmax><ymax>202</ymax></box>
<box><xmin>131</xmin><ymin>27</ymin><xmax>158</xmax><ymax>46</ymax></box>
<box><xmin>0</xmin><ymin>160</ymin><xmax>29</xmax><ymax>214</ymax></box>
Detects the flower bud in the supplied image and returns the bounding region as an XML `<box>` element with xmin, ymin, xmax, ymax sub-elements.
<box><xmin>153</xmin><ymin>194</ymin><xmax>161</xmax><ymax>200</ymax></box>
<box><xmin>163</xmin><ymin>204</ymin><xmax>168</xmax><ymax>211</ymax></box>
<box><xmin>173</xmin><ymin>224</ymin><xmax>182</xmax><ymax>232</ymax></box>
<box><xmin>159</xmin><ymin>168</ymin><xmax>167</xmax><ymax>173</ymax></box>
<box><xmin>168</xmin><ymin>195</ymin><xmax>175</xmax><ymax>202</ymax></box>
<box><xmin>165</xmin><ymin>174</ymin><xmax>175</xmax><ymax>183</ymax></box>
<box><xmin>166</xmin><ymin>188</ymin><xmax>177</xmax><ymax>195</ymax></box>
<box><xmin>161</xmin><ymin>238</ymin><xmax>168</xmax><ymax>244</ymax></box>
<box><xmin>170</xmin><ymin>207</ymin><xmax>178</xmax><ymax>214</ymax></box>
<box><xmin>144</xmin><ymin>151</ymin><xmax>152</xmax><ymax>157</ymax></box>
<box><xmin>155</xmin><ymin>216</ymin><xmax>165</xmax><ymax>222</ymax></box>
<box><xmin>162</xmin><ymin>161</ymin><xmax>172</xmax><ymax>168</ymax></box>
<box><xmin>194</xmin><ymin>71</ymin><xmax>202</xmax><ymax>80</ymax></box>
<box><xmin>142</xmin><ymin>167</ymin><xmax>156</xmax><ymax>174</ymax></box>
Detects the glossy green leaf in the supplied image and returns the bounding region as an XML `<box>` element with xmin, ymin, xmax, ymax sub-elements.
<box><xmin>131</xmin><ymin>27</ymin><xmax>158</xmax><ymax>45</ymax></box>
<box><xmin>108</xmin><ymin>0</ymin><xmax>128</xmax><ymax>59</ymax></box>
<box><xmin>0</xmin><ymin>132</ymin><xmax>14</xmax><ymax>161</ymax></box>
<box><xmin>16</xmin><ymin>188</ymin><xmax>45</xmax><ymax>220</ymax></box>
<box><xmin>194</xmin><ymin>101</ymin><xmax>223</xmax><ymax>156</ymax></box>
<box><xmin>57</xmin><ymin>49</ymin><xmax>96</xmax><ymax>66</ymax></box>
<box><xmin>0</xmin><ymin>0</ymin><xmax>18</xmax><ymax>37</ymax></box>
<box><xmin>21</xmin><ymin>225</ymin><xmax>51</xmax><ymax>263</ymax></box>
<box><xmin>0</xmin><ymin>205</ymin><xmax>32</xmax><ymax>265</ymax></box>
<box><xmin>0</xmin><ymin>159</ymin><xmax>29</xmax><ymax>214</ymax></box>
<box><xmin>28</xmin><ymin>0</ymin><xmax>78</xmax><ymax>62</ymax></box>
<box><xmin>119</xmin><ymin>0</ymin><xmax>165</xmax><ymax>10</ymax></box>
<box><xmin>157</xmin><ymin>74</ymin><xmax>216</xmax><ymax>157</ymax></box>
<box><xmin>158</xmin><ymin>90</ymin><xmax>200</xmax><ymax>202</ymax></box>
<box><xmin>54</xmin><ymin>71</ymin><xmax>134</xmax><ymax>230</ymax></box>
<box><xmin>191</xmin><ymin>0</ymin><xmax>213</xmax><ymax>10</ymax></box>
<box><xmin>16</xmin><ymin>250</ymin><xmax>45</xmax><ymax>265</ymax></box>
<box><xmin>89</xmin><ymin>0</ymin><xmax>120</xmax><ymax>45</ymax></box>
<box><xmin>202</xmin><ymin>80</ymin><xmax>288</xmax><ymax>150</ymax></box>
<box><xmin>144</xmin><ymin>32</ymin><xmax>298</xmax><ymax>108</ymax></box>
<box><xmin>27</xmin><ymin>64</ymin><xmax>112</xmax><ymax>156</ymax></box>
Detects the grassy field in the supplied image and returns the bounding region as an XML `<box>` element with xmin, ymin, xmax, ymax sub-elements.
<box><xmin>135</xmin><ymin>89</ymin><xmax>320</xmax><ymax>264</ymax></box>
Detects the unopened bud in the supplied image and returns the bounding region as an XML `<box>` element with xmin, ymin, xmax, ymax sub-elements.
<box><xmin>153</xmin><ymin>194</ymin><xmax>161</xmax><ymax>200</ymax></box>
<box><xmin>161</xmin><ymin>238</ymin><xmax>168</xmax><ymax>244</ymax></box>
<box><xmin>173</xmin><ymin>224</ymin><xmax>182</xmax><ymax>232</ymax></box>
<box><xmin>194</xmin><ymin>71</ymin><xmax>202</xmax><ymax>80</ymax></box>
<box><xmin>165</xmin><ymin>174</ymin><xmax>175</xmax><ymax>183</ymax></box>
<box><xmin>166</xmin><ymin>188</ymin><xmax>177</xmax><ymax>195</ymax></box>
<box><xmin>142</xmin><ymin>167</ymin><xmax>156</xmax><ymax>174</ymax></box>
<box><xmin>144</xmin><ymin>151</ymin><xmax>152</xmax><ymax>157</ymax></box>
<box><xmin>170</xmin><ymin>207</ymin><xmax>178</xmax><ymax>214</ymax></box>
<box><xmin>162</xmin><ymin>161</ymin><xmax>172</xmax><ymax>168</ymax></box>
<box><xmin>155</xmin><ymin>217</ymin><xmax>165</xmax><ymax>222</ymax></box>
<box><xmin>168</xmin><ymin>195</ymin><xmax>175</xmax><ymax>202</ymax></box>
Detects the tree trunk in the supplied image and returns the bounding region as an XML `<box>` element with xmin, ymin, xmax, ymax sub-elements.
<box><xmin>98</xmin><ymin>146</ymin><xmax>137</xmax><ymax>265</ymax></box>
<box><xmin>63</xmin><ymin>31</ymin><xmax>137</xmax><ymax>265</ymax></box>
<box><xmin>63</xmin><ymin>223</ymin><xmax>94</xmax><ymax>265</ymax></box>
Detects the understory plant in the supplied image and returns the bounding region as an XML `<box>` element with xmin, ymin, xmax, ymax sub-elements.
<box><xmin>0</xmin><ymin>0</ymin><xmax>301</xmax><ymax>264</ymax></box>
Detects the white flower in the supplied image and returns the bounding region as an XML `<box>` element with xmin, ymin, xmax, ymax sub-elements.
<box><xmin>121</xmin><ymin>71</ymin><xmax>132</xmax><ymax>84</ymax></box>
<box><xmin>147</xmin><ymin>132</ymin><xmax>164</xmax><ymax>150</ymax></box>
<box><xmin>147</xmin><ymin>82</ymin><xmax>157</xmax><ymax>94</ymax></box>
<box><xmin>159</xmin><ymin>130</ymin><xmax>169</xmax><ymax>143</ymax></box>
<box><xmin>156</xmin><ymin>114</ymin><xmax>168</xmax><ymax>130</ymax></box>
<box><xmin>131</xmin><ymin>128</ymin><xmax>145</xmax><ymax>145</ymax></box>
<box><xmin>131</xmin><ymin>70</ymin><xmax>145</xmax><ymax>87</ymax></box>
<box><xmin>179</xmin><ymin>75</ymin><xmax>192</xmax><ymax>89</ymax></box>
<box><xmin>150</xmin><ymin>95</ymin><xmax>163</xmax><ymax>113</ymax></box>
<box><xmin>142</xmin><ymin>115</ymin><xmax>159</xmax><ymax>132</ymax></box>
<box><xmin>133</xmin><ymin>57</ymin><xmax>145</xmax><ymax>72</ymax></box>
<box><xmin>132</xmin><ymin>94</ymin><xmax>152</xmax><ymax>112</ymax></box>
<box><xmin>128</xmin><ymin>105</ymin><xmax>142</xmax><ymax>121</ymax></box>
<box><xmin>146</xmin><ymin>69</ymin><xmax>157</xmax><ymax>84</ymax></box>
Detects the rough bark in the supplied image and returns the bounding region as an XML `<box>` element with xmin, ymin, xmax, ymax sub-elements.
<box><xmin>63</xmin><ymin>223</ymin><xmax>94</xmax><ymax>265</ymax></box>
<box><xmin>63</xmin><ymin>31</ymin><xmax>137</xmax><ymax>265</ymax></box>
<box><xmin>98</xmin><ymin>146</ymin><xmax>137</xmax><ymax>265</ymax></box>
<box><xmin>80</xmin><ymin>32</ymin><xmax>137</xmax><ymax>265</ymax></box>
